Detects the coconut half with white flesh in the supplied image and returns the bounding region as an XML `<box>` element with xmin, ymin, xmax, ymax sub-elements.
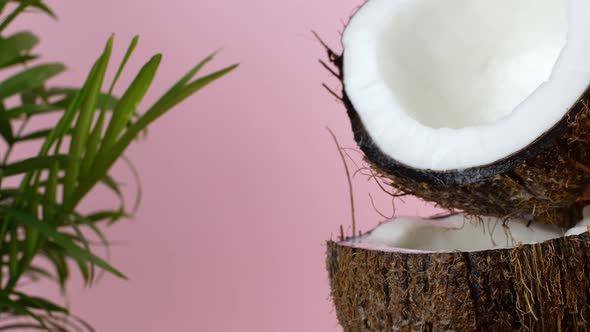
<box><xmin>327</xmin><ymin>212</ymin><xmax>590</xmax><ymax>331</ymax></box>
<box><xmin>333</xmin><ymin>0</ymin><xmax>590</xmax><ymax>227</ymax></box>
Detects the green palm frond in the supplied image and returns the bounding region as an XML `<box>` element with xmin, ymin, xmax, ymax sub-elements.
<box><xmin>0</xmin><ymin>2</ymin><xmax>237</xmax><ymax>330</ymax></box>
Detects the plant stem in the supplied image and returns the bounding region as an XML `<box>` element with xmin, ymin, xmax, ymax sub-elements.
<box><xmin>0</xmin><ymin>115</ymin><xmax>30</xmax><ymax>193</ymax></box>
<box><xmin>2</xmin><ymin>116</ymin><xmax>30</xmax><ymax>165</ymax></box>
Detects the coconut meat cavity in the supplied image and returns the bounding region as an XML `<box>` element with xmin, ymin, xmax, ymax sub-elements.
<box><xmin>343</xmin><ymin>0</ymin><xmax>590</xmax><ymax>170</ymax></box>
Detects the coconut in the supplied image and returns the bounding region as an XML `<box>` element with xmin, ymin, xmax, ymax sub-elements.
<box><xmin>327</xmin><ymin>212</ymin><xmax>590</xmax><ymax>331</ymax></box>
<box><xmin>330</xmin><ymin>0</ymin><xmax>590</xmax><ymax>227</ymax></box>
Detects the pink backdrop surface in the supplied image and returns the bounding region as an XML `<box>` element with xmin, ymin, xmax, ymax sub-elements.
<box><xmin>9</xmin><ymin>1</ymin><xmax>438</xmax><ymax>331</ymax></box>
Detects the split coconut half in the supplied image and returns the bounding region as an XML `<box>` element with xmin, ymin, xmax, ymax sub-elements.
<box><xmin>336</xmin><ymin>0</ymin><xmax>590</xmax><ymax>227</ymax></box>
<box><xmin>327</xmin><ymin>212</ymin><xmax>590</xmax><ymax>331</ymax></box>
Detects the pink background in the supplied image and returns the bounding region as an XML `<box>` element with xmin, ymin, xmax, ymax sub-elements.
<box><xmin>10</xmin><ymin>1</ymin><xmax>438</xmax><ymax>331</ymax></box>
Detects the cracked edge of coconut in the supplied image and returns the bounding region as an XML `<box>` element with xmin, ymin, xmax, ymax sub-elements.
<box><xmin>340</xmin><ymin>206</ymin><xmax>590</xmax><ymax>253</ymax></box>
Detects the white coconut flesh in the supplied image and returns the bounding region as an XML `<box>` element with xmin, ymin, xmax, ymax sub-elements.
<box><xmin>346</xmin><ymin>207</ymin><xmax>590</xmax><ymax>253</ymax></box>
<box><xmin>343</xmin><ymin>0</ymin><xmax>590</xmax><ymax>171</ymax></box>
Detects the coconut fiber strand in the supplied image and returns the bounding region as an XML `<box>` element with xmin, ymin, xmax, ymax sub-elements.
<box><xmin>327</xmin><ymin>231</ymin><xmax>590</xmax><ymax>331</ymax></box>
<box><xmin>330</xmin><ymin>51</ymin><xmax>590</xmax><ymax>228</ymax></box>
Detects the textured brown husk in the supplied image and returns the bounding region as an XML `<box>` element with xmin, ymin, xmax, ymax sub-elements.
<box><xmin>327</xmin><ymin>232</ymin><xmax>590</xmax><ymax>331</ymax></box>
<box><xmin>331</xmin><ymin>51</ymin><xmax>590</xmax><ymax>227</ymax></box>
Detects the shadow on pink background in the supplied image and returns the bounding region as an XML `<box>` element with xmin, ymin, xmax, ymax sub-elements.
<box><xmin>9</xmin><ymin>1</ymin><xmax>438</xmax><ymax>331</ymax></box>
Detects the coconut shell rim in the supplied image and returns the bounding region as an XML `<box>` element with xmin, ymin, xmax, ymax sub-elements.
<box><xmin>330</xmin><ymin>228</ymin><xmax>587</xmax><ymax>256</ymax></box>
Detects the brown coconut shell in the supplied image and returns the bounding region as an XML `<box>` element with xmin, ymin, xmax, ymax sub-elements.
<box><xmin>327</xmin><ymin>231</ymin><xmax>590</xmax><ymax>331</ymax></box>
<box><xmin>326</xmin><ymin>50</ymin><xmax>590</xmax><ymax>228</ymax></box>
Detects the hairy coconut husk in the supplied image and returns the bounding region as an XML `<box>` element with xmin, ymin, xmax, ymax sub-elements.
<box><xmin>325</xmin><ymin>51</ymin><xmax>590</xmax><ymax>228</ymax></box>
<box><xmin>327</xmin><ymin>230</ymin><xmax>590</xmax><ymax>331</ymax></box>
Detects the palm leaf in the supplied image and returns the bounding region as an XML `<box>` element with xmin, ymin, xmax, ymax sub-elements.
<box><xmin>0</xmin><ymin>10</ymin><xmax>236</xmax><ymax>330</ymax></box>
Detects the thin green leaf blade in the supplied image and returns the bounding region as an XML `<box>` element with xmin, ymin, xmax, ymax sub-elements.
<box><xmin>99</xmin><ymin>54</ymin><xmax>161</xmax><ymax>152</ymax></box>
<box><xmin>15</xmin><ymin>127</ymin><xmax>73</xmax><ymax>143</ymax></box>
<box><xmin>106</xmin><ymin>35</ymin><xmax>139</xmax><ymax>98</ymax></box>
<box><xmin>0</xmin><ymin>292</ymin><xmax>47</xmax><ymax>328</ymax></box>
<box><xmin>100</xmin><ymin>174</ymin><xmax>123</xmax><ymax>200</ymax></box>
<box><xmin>0</xmin><ymin>324</ymin><xmax>47</xmax><ymax>331</ymax></box>
<box><xmin>127</xmin><ymin>63</ymin><xmax>238</xmax><ymax>142</ymax></box>
<box><xmin>63</xmin><ymin>37</ymin><xmax>113</xmax><ymax>203</ymax></box>
<box><xmin>0</xmin><ymin>0</ymin><xmax>55</xmax><ymax>29</ymax></box>
<box><xmin>85</xmin><ymin>209</ymin><xmax>126</xmax><ymax>223</ymax></box>
<box><xmin>8</xmin><ymin>228</ymin><xmax>19</xmax><ymax>281</ymax></box>
<box><xmin>47</xmin><ymin>87</ymin><xmax>120</xmax><ymax>109</ymax></box>
<box><xmin>5</xmin><ymin>104</ymin><xmax>60</xmax><ymax>119</ymax></box>
<box><xmin>82</xmin><ymin>36</ymin><xmax>141</xmax><ymax>178</ymax></box>
<box><xmin>28</xmin><ymin>1</ymin><xmax>56</xmax><ymax>18</ymax></box>
<box><xmin>148</xmin><ymin>63</ymin><xmax>238</xmax><ymax>119</ymax></box>
<box><xmin>0</xmin><ymin>31</ymin><xmax>39</xmax><ymax>67</ymax></box>
<box><xmin>151</xmin><ymin>50</ymin><xmax>218</xmax><ymax>110</ymax></box>
<box><xmin>41</xmin><ymin>246</ymin><xmax>69</xmax><ymax>292</ymax></box>
<box><xmin>13</xmin><ymin>292</ymin><xmax>68</xmax><ymax>313</ymax></box>
<box><xmin>122</xmin><ymin>156</ymin><xmax>142</xmax><ymax>214</ymax></box>
<box><xmin>0</xmin><ymin>103</ymin><xmax>14</xmax><ymax>143</ymax></box>
<box><xmin>0</xmin><ymin>2</ymin><xmax>27</xmax><ymax>32</ymax></box>
<box><xmin>1</xmin><ymin>155</ymin><xmax>67</xmax><ymax>177</ymax></box>
<box><xmin>0</xmin><ymin>54</ymin><xmax>38</xmax><ymax>69</ymax></box>
<box><xmin>26</xmin><ymin>265</ymin><xmax>55</xmax><ymax>282</ymax></box>
<box><xmin>0</xmin><ymin>63</ymin><xmax>65</xmax><ymax>100</ymax></box>
<box><xmin>43</xmin><ymin>160</ymin><xmax>59</xmax><ymax>224</ymax></box>
<box><xmin>81</xmin><ymin>112</ymin><xmax>105</xmax><ymax>178</ymax></box>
